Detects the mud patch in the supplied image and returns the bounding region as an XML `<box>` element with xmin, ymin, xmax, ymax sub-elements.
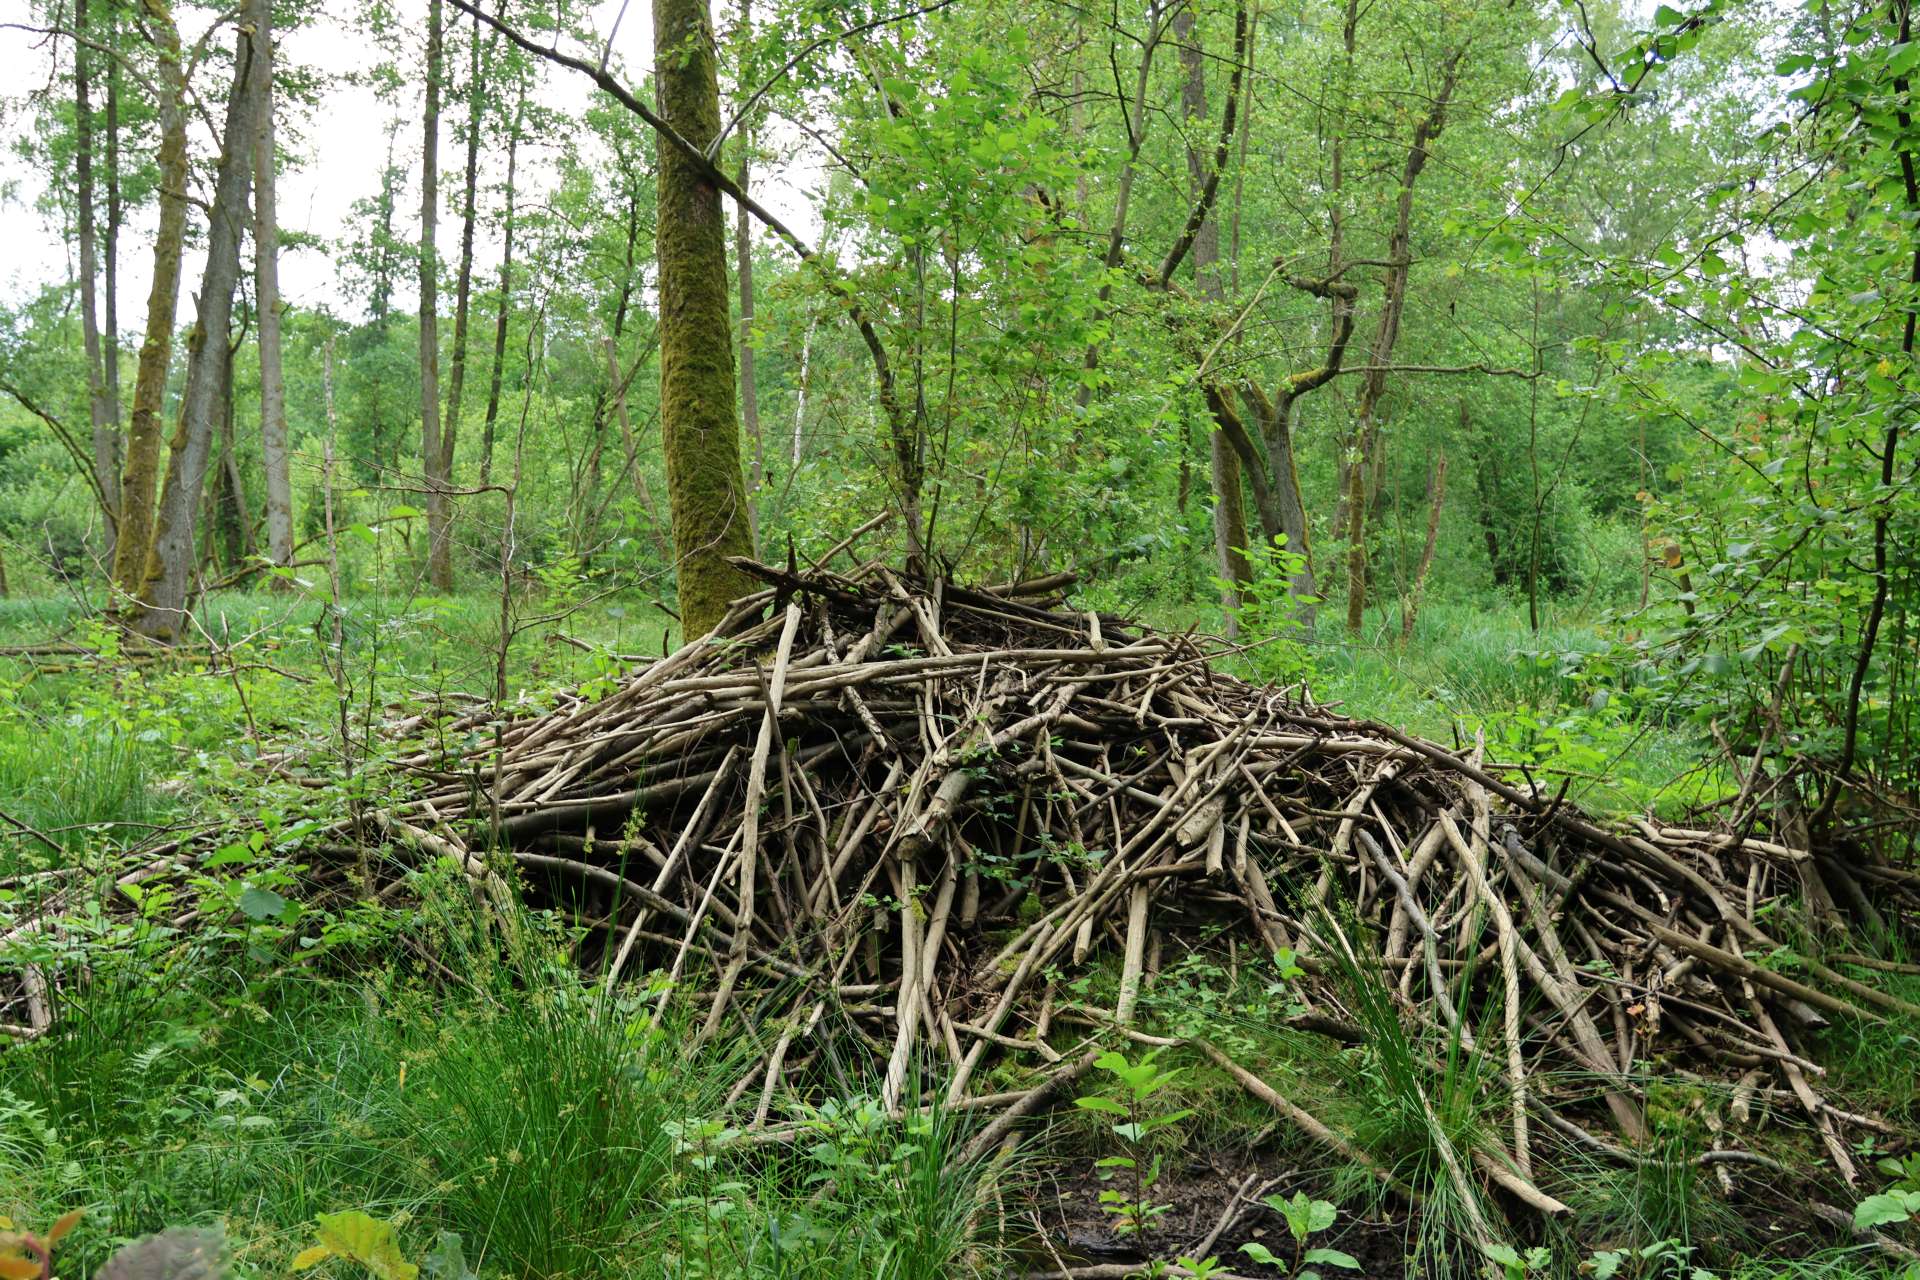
<box><xmin>1026</xmin><ymin>1149</ymin><xmax>1412</xmax><ymax>1277</ymax></box>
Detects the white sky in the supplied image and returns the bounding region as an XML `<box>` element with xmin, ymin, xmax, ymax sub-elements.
<box><xmin>0</xmin><ymin>0</ymin><xmax>823</xmax><ymax>332</ymax></box>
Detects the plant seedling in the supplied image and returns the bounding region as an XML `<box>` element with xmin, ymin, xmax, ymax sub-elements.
<box><xmin>1075</xmin><ymin>1050</ymin><xmax>1193</xmax><ymax>1236</ymax></box>
<box><xmin>1238</xmin><ymin>1191</ymin><xmax>1360</xmax><ymax>1279</ymax></box>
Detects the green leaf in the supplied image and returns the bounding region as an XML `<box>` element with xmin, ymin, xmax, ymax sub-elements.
<box><xmin>237</xmin><ymin>886</ymin><xmax>291</xmax><ymax>922</ymax></box>
<box><xmin>1239</xmin><ymin>1243</ymin><xmax>1282</xmax><ymax>1265</ymax></box>
<box><xmin>300</xmin><ymin>1212</ymin><xmax>419</xmax><ymax>1280</ymax></box>
<box><xmin>1073</xmin><ymin>1096</ymin><xmax>1128</xmax><ymax>1115</ymax></box>
<box><xmin>1303</xmin><ymin>1248</ymin><xmax>1363</xmax><ymax>1270</ymax></box>
<box><xmin>1855</xmin><ymin>1190</ymin><xmax>1920</xmax><ymax>1229</ymax></box>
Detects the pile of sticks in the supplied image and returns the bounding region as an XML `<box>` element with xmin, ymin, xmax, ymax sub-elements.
<box><xmin>7</xmin><ymin>556</ymin><xmax>1918</xmax><ymax>1232</ymax></box>
<box><xmin>376</xmin><ymin>560</ymin><xmax>1919</xmax><ymax>1202</ymax></box>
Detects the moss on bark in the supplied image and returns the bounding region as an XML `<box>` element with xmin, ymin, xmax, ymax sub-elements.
<box><xmin>654</xmin><ymin>0</ymin><xmax>754</xmax><ymax>636</ymax></box>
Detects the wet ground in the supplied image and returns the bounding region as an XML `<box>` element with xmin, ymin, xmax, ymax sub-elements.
<box><xmin>1028</xmin><ymin>1149</ymin><xmax>1413</xmax><ymax>1277</ymax></box>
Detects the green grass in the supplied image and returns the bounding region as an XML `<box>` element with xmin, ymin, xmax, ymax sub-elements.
<box><xmin>0</xmin><ymin>875</ymin><xmax>1015</xmax><ymax>1280</ymax></box>
<box><xmin>0</xmin><ymin>581</ymin><xmax>1910</xmax><ymax>1278</ymax></box>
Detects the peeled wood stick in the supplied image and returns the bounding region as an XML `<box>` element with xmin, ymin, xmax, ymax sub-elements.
<box><xmin>1363</xmin><ymin>830</ymin><xmax>1461</xmax><ymax>1037</ymax></box>
<box><xmin>702</xmin><ymin>604</ymin><xmax>803</xmax><ymax>1043</ymax></box>
<box><xmin>645</xmin><ymin>823</ymin><xmax>745</xmax><ymax>1045</ymax></box>
<box><xmin>955</xmin><ymin>1048</ymin><xmax>1104</xmax><ymax>1166</ymax></box>
<box><xmin>1440</xmin><ymin>804</ymin><xmax>1644</xmax><ymax>1141</ymax></box>
<box><xmin>1384</xmin><ymin>818</ymin><xmax>1448</xmax><ymax>961</ymax></box>
<box><xmin>1439</xmin><ymin>809</ymin><xmax>1530</xmax><ymax>1177</ymax></box>
<box><xmin>883</xmin><ymin>847</ymin><xmax>924</xmax><ymax>1111</ymax></box>
<box><xmin>1113</xmin><ymin>882</ymin><xmax>1152</xmax><ymax>1025</ymax></box>
<box><xmin>603</xmin><ymin>744</ymin><xmax>742</xmax><ymax>988</ymax></box>
<box><xmin>1747</xmin><ymin>984</ymin><xmax>1857</xmax><ymax>1182</ymax></box>
<box><xmin>1646</xmin><ymin>923</ymin><xmax>1874</xmax><ymax>1022</ymax></box>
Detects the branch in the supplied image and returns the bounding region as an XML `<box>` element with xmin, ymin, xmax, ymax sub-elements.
<box><xmin>707</xmin><ymin>0</ymin><xmax>956</xmax><ymax>161</ymax></box>
<box><xmin>0</xmin><ymin>380</ymin><xmax>110</xmax><ymax>516</ymax></box>
<box><xmin>1156</xmin><ymin>0</ymin><xmax>1247</xmax><ymax>287</ymax></box>
<box><xmin>1333</xmin><ymin>362</ymin><xmax>1541</xmax><ymax>379</ymax></box>
<box><xmin>447</xmin><ymin>0</ymin><xmax>912</xmax><ymax>476</ymax></box>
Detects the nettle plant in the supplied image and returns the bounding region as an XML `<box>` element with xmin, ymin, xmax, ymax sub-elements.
<box><xmin>1073</xmin><ymin>1051</ymin><xmax>1192</xmax><ymax>1237</ymax></box>
<box><xmin>1237</xmin><ymin>1192</ymin><xmax>1361</xmax><ymax>1279</ymax></box>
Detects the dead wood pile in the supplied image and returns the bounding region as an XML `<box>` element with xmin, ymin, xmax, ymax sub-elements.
<box><xmin>375</xmin><ymin>559</ymin><xmax>1920</xmax><ymax>1204</ymax></box>
<box><xmin>7</xmin><ymin>556</ymin><xmax>1920</xmax><ymax>1234</ymax></box>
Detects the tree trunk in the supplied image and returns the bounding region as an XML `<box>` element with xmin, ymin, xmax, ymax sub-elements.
<box><xmin>1400</xmin><ymin>447</ymin><xmax>1448</xmax><ymax>641</ymax></box>
<box><xmin>112</xmin><ymin>0</ymin><xmax>188</xmax><ymax>601</ymax></box>
<box><xmin>421</xmin><ymin>0</ymin><xmax>450</xmax><ymax>590</ymax></box>
<box><xmin>74</xmin><ymin>0</ymin><xmax>120</xmax><ymax>557</ymax></box>
<box><xmin>131</xmin><ymin>19</ymin><xmax>258</xmax><ymax>638</ymax></box>
<box><xmin>1173</xmin><ymin>3</ymin><xmax>1249</xmax><ymax>625</ymax></box>
<box><xmin>480</xmin><ymin>86</ymin><xmax>523</xmax><ymax>488</ymax></box>
<box><xmin>445</xmin><ymin>0</ymin><xmax>486</xmax><ymax>486</ymax></box>
<box><xmin>735</xmin><ymin>0</ymin><xmax>763</xmax><ymax>548</ymax></box>
<box><xmin>252</xmin><ymin>0</ymin><xmax>293</xmax><ymax>578</ymax></box>
<box><xmin>1251</xmin><ymin>388</ymin><xmax>1317</xmax><ymax>619</ymax></box>
<box><xmin>105</xmin><ymin>10</ymin><xmax>121</xmax><ymax>432</ymax></box>
<box><xmin>1342</xmin><ymin>48</ymin><xmax>1464</xmax><ymax>632</ymax></box>
<box><xmin>654</xmin><ymin>0</ymin><xmax>755</xmax><ymax>634</ymax></box>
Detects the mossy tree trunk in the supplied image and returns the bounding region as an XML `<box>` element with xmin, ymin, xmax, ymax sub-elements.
<box><xmin>113</xmin><ymin>0</ymin><xmax>190</xmax><ymax>602</ymax></box>
<box><xmin>131</xmin><ymin>14</ymin><xmax>257</xmax><ymax>638</ymax></box>
<box><xmin>654</xmin><ymin>0</ymin><xmax>754</xmax><ymax>635</ymax></box>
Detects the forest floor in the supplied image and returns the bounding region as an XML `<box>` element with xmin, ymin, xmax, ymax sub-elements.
<box><xmin>0</xmin><ymin>586</ymin><xmax>1909</xmax><ymax>1280</ymax></box>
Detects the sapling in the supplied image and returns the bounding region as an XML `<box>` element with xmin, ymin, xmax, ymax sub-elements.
<box><xmin>1238</xmin><ymin>1191</ymin><xmax>1361</xmax><ymax>1279</ymax></box>
<box><xmin>1074</xmin><ymin>1050</ymin><xmax>1194</xmax><ymax>1237</ymax></box>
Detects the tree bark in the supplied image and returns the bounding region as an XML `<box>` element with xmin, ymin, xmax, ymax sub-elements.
<box><xmin>1342</xmin><ymin>48</ymin><xmax>1465</xmax><ymax>632</ymax></box>
<box><xmin>74</xmin><ymin>0</ymin><xmax>120</xmax><ymax>556</ymax></box>
<box><xmin>252</xmin><ymin>0</ymin><xmax>293</xmax><ymax>578</ymax></box>
<box><xmin>480</xmin><ymin>83</ymin><xmax>523</xmax><ymax>488</ymax></box>
<box><xmin>445</xmin><ymin>0</ymin><xmax>487</xmax><ymax>486</ymax></box>
<box><xmin>421</xmin><ymin>0</ymin><xmax>450</xmax><ymax>590</ymax></box>
<box><xmin>112</xmin><ymin>0</ymin><xmax>189</xmax><ymax>601</ymax></box>
<box><xmin>653</xmin><ymin>0</ymin><xmax>755</xmax><ymax>634</ymax></box>
<box><xmin>104</xmin><ymin>8</ymin><xmax>121</xmax><ymax>434</ymax></box>
<box><xmin>1173</xmin><ymin>3</ymin><xmax>1249</xmax><ymax>625</ymax></box>
<box><xmin>131</xmin><ymin>17</ymin><xmax>258</xmax><ymax>638</ymax></box>
<box><xmin>735</xmin><ymin>0</ymin><xmax>763</xmax><ymax>548</ymax></box>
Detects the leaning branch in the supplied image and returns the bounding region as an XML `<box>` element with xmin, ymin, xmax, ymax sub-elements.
<box><xmin>1156</xmin><ymin>0</ymin><xmax>1248</xmax><ymax>287</ymax></box>
<box><xmin>447</xmin><ymin>0</ymin><xmax>912</xmax><ymax>472</ymax></box>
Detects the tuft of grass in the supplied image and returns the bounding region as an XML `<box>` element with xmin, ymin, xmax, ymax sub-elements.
<box><xmin>0</xmin><ymin>719</ymin><xmax>160</xmax><ymax>852</ymax></box>
<box><xmin>1315</xmin><ymin>903</ymin><xmax>1509</xmax><ymax>1276</ymax></box>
